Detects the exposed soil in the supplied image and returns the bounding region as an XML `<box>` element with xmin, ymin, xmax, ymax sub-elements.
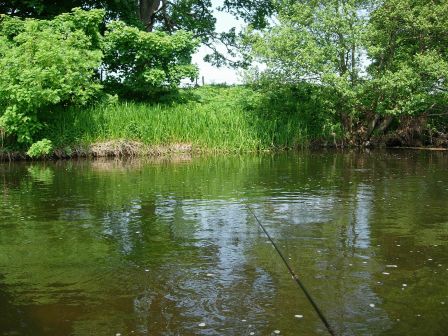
<box><xmin>0</xmin><ymin>140</ymin><xmax>194</xmax><ymax>161</ymax></box>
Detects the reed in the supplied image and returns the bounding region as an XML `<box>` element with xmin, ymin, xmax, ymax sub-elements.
<box><xmin>43</xmin><ymin>85</ymin><xmax>323</xmax><ymax>155</ymax></box>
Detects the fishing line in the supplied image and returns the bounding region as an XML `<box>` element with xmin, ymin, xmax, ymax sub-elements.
<box><xmin>245</xmin><ymin>204</ymin><xmax>337</xmax><ymax>336</ymax></box>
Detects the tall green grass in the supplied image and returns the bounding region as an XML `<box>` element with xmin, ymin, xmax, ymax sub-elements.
<box><xmin>44</xmin><ymin>85</ymin><xmax>330</xmax><ymax>152</ymax></box>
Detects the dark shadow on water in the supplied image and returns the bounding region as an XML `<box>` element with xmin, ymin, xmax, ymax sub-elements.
<box><xmin>0</xmin><ymin>275</ymin><xmax>41</xmax><ymax>336</ymax></box>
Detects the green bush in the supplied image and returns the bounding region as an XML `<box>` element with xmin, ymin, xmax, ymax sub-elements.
<box><xmin>102</xmin><ymin>21</ymin><xmax>199</xmax><ymax>98</ymax></box>
<box><xmin>0</xmin><ymin>9</ymin><xmax>104</xmax><ymax>145</ymax></box>
<box><xmin>367</xmin><ymin>0</ymin><xmax>448</xmax><ymax>116</ymax></box>
<box><xmin>27</xmin><ymin>139</ymin><xmax>53</xmax><ymax>158</ymax></box>
<box><xmin>0</xmin><ymin>8</ymin><xmax>202</xmax><ymax>152</ymax></box>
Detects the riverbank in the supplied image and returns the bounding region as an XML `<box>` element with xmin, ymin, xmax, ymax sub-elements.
<box><xmin>1</xmin><ymin>86</ymin><xmax>320</xmax><ymax>161</ymax></box>
<box><xmin>1</xmin><ymin>85</ymin><xmax>447</xmax><ymax>161</ymax></box>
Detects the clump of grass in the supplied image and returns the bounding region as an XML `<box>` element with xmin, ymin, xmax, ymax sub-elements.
<box><xmin>42</xmin><ymin>85</ymin><xmax>329</xmax><ymax>155</ymax></box>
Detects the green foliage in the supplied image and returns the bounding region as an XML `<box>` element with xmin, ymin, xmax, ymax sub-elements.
<box><xmin>102</xmin><ymin>20</ymin><xmax>199</xmax><ymax>98</ymax></box>
<box><xmin>1</xmin><ymin>0</ymin><xmax>275</xmax><ymax>68</ymax></box>
<box><xmin>0</xmin><ymin>9</ymin><xmax>104</xmax><ymax>145</ymax></box>
<box><xmin>42</xmin><ymin>86</ymin><xmax>326</xmax><ymax>152</ymax></box>
<box><xmin>250</xmin><ymin>0</ymin><xmax>367</xmax><ymax>82</ymax></box>
<box><xmin>246</xmin><ymin>0</ymin><xmax>448</xmax><ymax>143</ymax></box>
<box><xmin>366</xmin><ymin>0</ymin><xmax>448</xmax><ymax>116</ymax></box>
<box><xmin>0</xmin><ymin>7</ymin><xmax>204</xmax><ymax>152</ymax></box>
<box><xmin>222</xmin><ymin>0</ymin><xmax>275</xmax><ymax>29</ymax></box>
<box><xmin>1</xmin><ymin>1</ymin><xmax>447</xmax><ymax>151</ymax></box>
<box><xmin>26</xmin><ymin>138</ymin><xmax>53</xmax><ymax>158</ymax></box>
<box><xmin>243</xmin><ymin>77</ymin><xmax>343</xmax><ymax>140</ymax></box>
<box><xmin>0</xmin><ymin>0</ymin><xmax>141</xmax><ymax>26</ymax></box>
<box><xmin>247</xmin><ymin>0</ymin><xmax>369</xmax><ymax>131</ymax></box>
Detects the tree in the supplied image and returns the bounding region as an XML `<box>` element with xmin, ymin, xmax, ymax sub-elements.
<box><xmin>102</xmin><ymin>20</ymin><xmax>199</xmax><ymax>98</ymax></box>
<box><xmin>136</xmin><ymin>0</ymin><xmax>275</xmax><ymax>66</ymax></box>
<box><xmin>367</xmin><ymin>0</ymin><xmax>448</xmax><ymax>117</ymax></box>
<box><xmin>0</xmin><ymin>0</ymin><xmax>275</xmax><ymax>67</ymax></box>
<box><xmin>248</xmin><ymin>0</ymin><xmax>369</xmax><ymax>132</ymax></box>
<box><xmin>0</xmin><ymin>8</ymin><xmax>200</xmax><ymax>149</ymax></box>
<box><xmin>0</xmin><ymin>1</ymin><xmax>138</xmax><ymax>24</ymax></box>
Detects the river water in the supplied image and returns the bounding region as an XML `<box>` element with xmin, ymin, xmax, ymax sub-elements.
<box><xmin>0</xmin><ymin>151</ymin><xmax>447</xmax><ymax>335</ymax></box>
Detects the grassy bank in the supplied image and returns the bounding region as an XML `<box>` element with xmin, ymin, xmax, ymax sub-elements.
<box><xmin>3</xmin><ymin>84</ymin><xmax>445</xmax><ymax>162</ymax></box>
<box><xmin>33</xmin><ymin>85</ymin><xmax>331</xmax><ymax>157</ymax></box>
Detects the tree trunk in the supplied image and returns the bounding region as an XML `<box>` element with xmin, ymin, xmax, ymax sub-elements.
<box><xmin>139</xmin><ymin>0</ymin><xmax>161</xmax><ymax>31</ymax></box>
<box><xmin>378</xmin><ymin>115</ymin><xmax>393</xmax><ymax>134</ymax></box>
<box><xmin>366</xmin><ymin>115</ymin><xmax>393</xmax><ymax>142</ymax></box>
<box><xmin>351</xmin><ymin>43</ymin><xmax>356</xmax><ymax>85</ymax></box>
<box><xmin>366</xmin><ymin>115</ymin><xmax>380</xmax><ymax>140</ymax></box>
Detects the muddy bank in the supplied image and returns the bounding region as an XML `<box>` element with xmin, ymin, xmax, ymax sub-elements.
<box><xmin>0</xmin><ymin>140</ymin><xmax>194</xmax><ymax>161</ymax></box>
<box><xmin>2</xmin><ymin>136</ymin><xmax>448</xmax><ymax>162</ymax></box>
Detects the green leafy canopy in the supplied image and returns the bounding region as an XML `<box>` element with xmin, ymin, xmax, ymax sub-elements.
<box><xmin>0</xmin><ymin>9</ymin><xmax>104</xmax><ymax>145</ymax></box>
<box><xmin>102</xmin><ymin>20</ymin><xmax>199</xmax><ymax>98</ymax></box>
<box><xmin>0</xmin><ymin>8</ymin><xmax>201</xmax><ymax>152</ymax></box>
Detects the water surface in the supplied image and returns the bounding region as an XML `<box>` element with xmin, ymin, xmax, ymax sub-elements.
<box><xmin>1</xmin><ymin>151</ymin><xmax>447</xmax><ymax>335</ymax></box>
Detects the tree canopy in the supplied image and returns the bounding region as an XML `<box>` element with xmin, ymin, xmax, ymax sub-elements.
<box><xmin>367</xmin><ymin>0</ymin><xmax>448</xmax><ymax>116</ymax></box>
<box><xmin>247</xmin><ymin>0</ymin><xmax>448</xmax><ymax>142</ymax></box>
<box><xmin>0</xmin><ymin>8</ymin><xmax>199</xmax><ymax>150</ymax></box>
<box><xmin>0</xmin><ymin>0</ymin><xmax>275</xmax><ymax>66</ymax></box>
<box><xmin>103</xmin><ymin>20</ymin><xmax>198</xmax><ymax>97</ymax></box>
<box><xmin>0</xmin><ymin>9</ymin><xmax>104</xmax><ymax>144</ymax></box>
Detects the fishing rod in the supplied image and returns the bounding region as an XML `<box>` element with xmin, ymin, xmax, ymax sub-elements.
<box><xmin>246</xmin><ymin>204</ymin><xmax>337</xmax><ymax>336</ymax></box>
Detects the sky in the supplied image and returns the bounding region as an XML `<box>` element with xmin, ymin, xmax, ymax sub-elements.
<box><xmin>191</xmin><ymin>1</ymin><xmax>243</xmax><ymax>85</ymax></box>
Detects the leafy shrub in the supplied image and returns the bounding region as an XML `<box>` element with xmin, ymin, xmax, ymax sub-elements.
<box><xmin>0</xmin><ymin>8</ymin><xmax>205</xmax><ymax>151</ymax></box>
<box><xmin>102</xmin><ymin>21</ymin><xmax>199</xmax><ymax>98</ymax></box>
<box><xmin>0</xmin><ymin>9</ymin><xmax>104</xmax><ymax>145</ymax></box>
<box><xmin>367</xmin><ymin>0</ymin><xmax>448</xmax><ymax>117</ymax></box>
<box><xmin>27</xmin><ymin>139</ymin><xmax>53</xmax><ymax>158</ymax></box>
